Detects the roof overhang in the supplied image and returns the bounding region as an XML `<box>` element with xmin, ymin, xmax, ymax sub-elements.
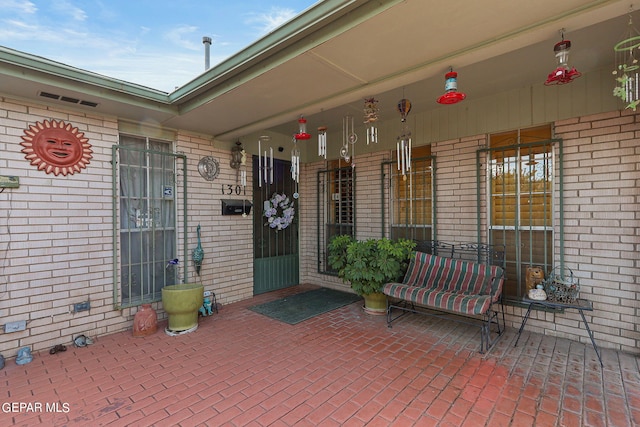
<box><xmin>0</xmin><ymin>0</ymin><xmax>632</xmax><ymax>143</ymax></box>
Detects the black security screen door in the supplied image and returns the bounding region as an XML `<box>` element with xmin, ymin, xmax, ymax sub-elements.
<box><xmin>253</xmin><ymin>156</ymin><xmax>299</xmax><ymax>294</ymax></box>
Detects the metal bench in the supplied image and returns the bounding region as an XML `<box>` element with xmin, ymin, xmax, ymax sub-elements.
<box><xmin>383</xmin><ymin>241</ymin><xmax>506</xmax><ymax>353</ymax></box>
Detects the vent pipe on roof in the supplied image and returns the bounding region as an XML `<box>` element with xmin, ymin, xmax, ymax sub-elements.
<box><xmin>203</xmin><ymin>36</ymin><xmax>212</xmax><ymax>70</ymax></box>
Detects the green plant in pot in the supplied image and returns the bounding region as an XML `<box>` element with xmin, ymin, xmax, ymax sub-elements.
<box><xmin>327</xmin><ymin>235</ymin><xmax>415</xmax><ymax>315</ymax></box>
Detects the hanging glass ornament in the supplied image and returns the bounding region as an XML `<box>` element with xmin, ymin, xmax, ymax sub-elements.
<box><xmin>613</xmin><ymin>10</ymin><xmax>640</xmax><ymax>110</ymax></box>
<box><xmin>397</xmin><ymin>98</ymin><xmax>412</xmax><ymax>122</ymax></box>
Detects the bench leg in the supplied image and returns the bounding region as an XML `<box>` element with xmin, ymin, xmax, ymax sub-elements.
<box><xmin>386</xmin><ymin>299</ymin><xmax>414</xmax><ymax>328</ymax></box>
<box><xmin>387</xmin><ymin>299</ymin><xmax>505</xmax><ymax>354</ymax></box>
<box><xmin>480</xmin><ymin>307</ymin><xmax>505</xmax><ymax>354</ymax></box>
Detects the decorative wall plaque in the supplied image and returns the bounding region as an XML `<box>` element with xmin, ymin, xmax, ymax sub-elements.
<box><xmin>198</xmin><ymin>156</ymin><xmax>220</xmax><ymax>181</ymax></box>
<box><xmin>20</xmin><ymin>119</ymin><xmax>92</xmax><ymax>176</ymax></box>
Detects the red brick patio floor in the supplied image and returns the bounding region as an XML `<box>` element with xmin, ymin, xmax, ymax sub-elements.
<box><xmin>1</xmin><ymin>284</ymin><xmax>639</xmax><ymax>426</ymax></box>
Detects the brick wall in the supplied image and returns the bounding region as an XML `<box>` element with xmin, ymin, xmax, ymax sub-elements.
<box><xmin>354</xmin><ymin>152</ymin><xmax>388</xmax><ymax>240</ymax></box>
<box><xmin>299</xmin><ymin>112</ymin><xmax>640</xmax><ymax>353</ymax></box>
<box><xmin>0</xmin><ymin>98</ymin><xmax>253</xmax><ymax>356</ymax></box>
<box><xmin>176</xmin><ymin>132</ymin><xmax>254</xmax><ymax>306</ymax></box>
<box><xmin>550</xmin><ymin>110</ymin><xmax>640</xmax><ymax>353</ymax></box>
<box><xmin>0</xmin><ymin>97</ymin><xmax>122</xmax><ymax>354</ymax></box>
<box><xmin>1</xmin><ymin>93</ymin><xmax>638</xmax><ymax>355</ymax></box>
<box><xmin>431</xmin><ymin>135</ymin><xmax>488</xmax><ymax>243</ymax></box>
<box><xmin>429</xmin><ymin>116</ymin><xmax>640</xmax><ymax>353</ymax></box>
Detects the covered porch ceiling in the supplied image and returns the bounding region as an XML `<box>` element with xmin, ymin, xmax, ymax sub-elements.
<box><xmin>0</xmin><ymin>0</ymin><xmax>633</xmax><ymax>144</ymax></box>
<box><xmin>164</xmin><ymin>0</ymin><xmax>632</xmax><ymax>143</ymax></box>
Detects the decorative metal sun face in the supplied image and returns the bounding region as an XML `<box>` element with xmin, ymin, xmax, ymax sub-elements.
<box><xmin>20</xmin><ymin>119</ymin><xmax>93</xmax><ymax>176</ymax></box>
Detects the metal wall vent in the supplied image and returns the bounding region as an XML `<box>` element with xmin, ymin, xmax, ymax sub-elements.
<box><xmin>39</xmin><ymin>91</ymin><xmax>98</xmax><ymax>108</ymax></box>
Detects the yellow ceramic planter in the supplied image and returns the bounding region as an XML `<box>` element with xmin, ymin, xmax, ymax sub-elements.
<box><xmin>363</xmin><ymin>292</ymin><xmax>387</xmax><ymax>315</ymax></box>
<box><xmin>162</xmin><ymin>284</ymin><xmax>204</xmax><ymax>332</ymax></box>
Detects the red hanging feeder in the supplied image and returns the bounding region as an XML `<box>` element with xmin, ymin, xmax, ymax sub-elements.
<box><xmin>437</xmin><ymin>69</ymin><xmax>466</xmax><ymax>104</ymax></box>
<box><xmin>544</xmin><ymin>37</ymin><xmax>581</xmax><ymax>85</ymax></box>
<box><xmin>294</xmin><ymin>115</ymin><xmax>311</xmax><ymax>140</ymax></box>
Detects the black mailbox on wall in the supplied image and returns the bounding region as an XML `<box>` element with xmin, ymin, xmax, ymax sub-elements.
<box><xmin>221</xmin><ymin>199</ymin><xmax>252</xmax><ymax>216</ymax></box>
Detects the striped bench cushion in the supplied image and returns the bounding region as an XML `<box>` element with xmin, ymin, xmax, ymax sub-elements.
<box><xmin>383</xmin><ymin>284</ymin><xmax>493</xmax><ymax>315</ymax></box>
<box><xmin>383</xmin><ymin>251</ymin><xmax>504</xmax><ymax>315</ymax></box>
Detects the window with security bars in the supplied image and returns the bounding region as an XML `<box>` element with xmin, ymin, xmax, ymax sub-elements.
<box><xmin>386</xmin><ymin>145</ymin><xmax>434</xmax><ymax>243</ymax></box>
<box><xmin>486</xmin><ymin>125</ymin><xmax>557</xmax><ymax>299</ymax></box>
<box><xmin>114</xmin><ymin>135</ymin><xmax>185</xmax><ymax>308</ymax></box>
<box><xmin>318</xmin><ymin>162</ymin><xmax>355</xmax><ymax>274</ymax></box>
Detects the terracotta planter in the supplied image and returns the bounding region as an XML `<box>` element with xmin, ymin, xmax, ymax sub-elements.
<box><xmin>132</xmin><ymin>304</ymin><xmax>158</xmax><ymax>337</ymax></box>
<box><xmin>363</xmin><ymin>292</ymin><xmax>387</xmax><ymax>315</ymax></box>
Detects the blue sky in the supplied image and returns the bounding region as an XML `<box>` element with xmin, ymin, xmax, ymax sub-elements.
<box><xmin>0</xmin><ymin>0</ymin><xmax>317</xmax><ymax>92</ymax></box>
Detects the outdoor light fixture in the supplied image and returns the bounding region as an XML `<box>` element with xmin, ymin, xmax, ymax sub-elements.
<box><xmin>613</xmin><ymin>10</ymin><xmax>640</xmax><ymax>110</ymax></box>
<box><xmin>230</xmin><ymin>141</ymin><xmax>246</xmax><ymax>187</ymax></box>
<box><xmin>544</xmin><ymin>30</ymin><xmax>581</xmax><ymax>85</ymax></box>
<box><xmin>437</xmin><ymin>68</ymin><xmax>466</xmax><ymax>104</ymax></box>
<box><xmin>257</xmin><ymin>135</ymin><xmax>273</xmax><ymax>187</ymax></box>
<box><xmin>363</xmin><ymin>97</ymin><xmax>379</xmax><ymax>144</ymax></box>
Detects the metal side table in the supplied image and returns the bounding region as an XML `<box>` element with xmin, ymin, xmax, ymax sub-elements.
<box><xmin>515</xmin><ymin>297</ymin><xmax>603</xmax><ymax>367</ymax></box>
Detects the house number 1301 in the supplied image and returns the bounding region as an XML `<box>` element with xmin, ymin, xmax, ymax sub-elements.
<box><xmin>221</xmin><ymin>184</ymin><xmax>246</xmax><ymax>195</ymax></box>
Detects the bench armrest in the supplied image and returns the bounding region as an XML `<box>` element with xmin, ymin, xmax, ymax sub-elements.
<box><xmin>487</xmin><ymin>272</ymin><xmax>504</xmax><ymax>299</ymax></box>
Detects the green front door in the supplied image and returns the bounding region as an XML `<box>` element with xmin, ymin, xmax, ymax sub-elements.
<box><xmin>253</xmin><ymin>156</ymin><xmax>299</xmax><ymax>294</ymax></box>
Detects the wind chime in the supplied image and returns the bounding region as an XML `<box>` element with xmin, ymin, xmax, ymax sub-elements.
<box><xmin>257</xmin><ymin>135</ymin><xmax>273</xmax><ymax>187</ymax></box>
<box><xmin>291</xmin><ymin>115</ymin><xmax>310</xmax><ymax>186</ymax></box>
<box><xmin>613</xmin><ymin>9</ymin><xmax>640</xmax><ymax>110</ymax></box>
<box><xmin>363</xmin><ymin>97</ymin><xmax>379</xmax><ymax>144</ymax></box>
<box><xmin>339</xmin><ymin>115</ymin><xmax>357</xmax><ymax>167</ymax></box>
<box><xmin>396</xmin><ymin>98</ymin><xmax>412</xmax><ymax>178</ymax></box>
<box><xmin>317</xmin><ymin>125</ymin><xmax>327</xmax><ymax>159</ymax></box>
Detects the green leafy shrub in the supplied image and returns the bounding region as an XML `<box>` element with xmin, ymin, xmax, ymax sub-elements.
<box><xmin>327</xmin><ymin>236</ymin><xmax>415</xmax><ymax>296</ymax></box>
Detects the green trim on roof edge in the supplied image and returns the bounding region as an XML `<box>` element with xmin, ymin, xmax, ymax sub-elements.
<box><xmin>169</xmin><ymin>0</ymin><xmax>404</xmax><ymax>114</ymax></box>
<box><xmin>0</xmin><ymin>0</ymin><xmax>404</xmax><ymax>114</ymax></box>
<box><xmin>0</xmin><ymin>46</ymin><xmax>170</xmax><ymax>102</ymax></box>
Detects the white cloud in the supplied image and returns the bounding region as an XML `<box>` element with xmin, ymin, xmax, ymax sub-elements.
<box><xmin>0</xmin><ymin>0</ymin><xmax>37</xmax><ymax>14</ymax></box>
<box><xmin>163</xmin><ymin>25</ymin><xmax>201</xmax><ymax>51</ymax></box>
<box><xmin>245</xmin><ymin>6</ymin><xmax>297</xmax><ymax>35</ymax></box>
<box><xmin>51</xmin><ymin>0</ymin><xmax>87</xmax><ymax>21</ymax></box>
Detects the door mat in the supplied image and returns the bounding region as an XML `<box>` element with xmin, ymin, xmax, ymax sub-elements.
<box><xmin>248</xmin><ymin>287</ymin><xmax>362</xmax><ymax>325</ymax></box>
